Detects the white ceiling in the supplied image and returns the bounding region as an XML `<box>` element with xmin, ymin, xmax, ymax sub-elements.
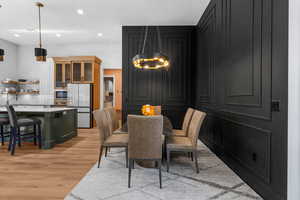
<box><xmin>0</xmin><ymin>0</ymin><xmax>210</xmax><ymax>45</ymax></box>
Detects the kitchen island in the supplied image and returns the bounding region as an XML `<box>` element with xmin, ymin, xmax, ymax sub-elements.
<box><xmin>0</xmin><ymin>106</ymin><xmax>78</xmax><ymax>149</ymax></box>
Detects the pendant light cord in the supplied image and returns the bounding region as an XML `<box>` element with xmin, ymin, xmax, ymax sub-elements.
<box><xmin>141</xmin><ymin>26</ymin><xmax>148</xmax><ymax>54</ymax></box>
<box><xmin>38</xmin><ymin>4</ymin><xmax>42</xmax><ymax>48</ymax></box>
<box><xmin>156</xmin><ymin>26</ymin><xmax>162</xmax><ymax>53</ymax></box>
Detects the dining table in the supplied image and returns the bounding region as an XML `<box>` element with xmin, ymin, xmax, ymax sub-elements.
<box><xmin>115</xmin><ymin>115</ymin><xmax>173</xmax><ymax>168</ymax></box>
<box><xmin>116</xmin><ymin>116</ymin><xmax>173</xmax><ymax>136</ymax></box>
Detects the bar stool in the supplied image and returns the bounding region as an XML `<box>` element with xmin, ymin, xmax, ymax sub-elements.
<box><xmin>5</xmin><ymin>105</ymin><xmax>42</xmax><ymax>155</ymax></box>
<box><xmin>0</xmin><ymin>117</ymin><xmax>9</xmax><ymax>145</ymax></box>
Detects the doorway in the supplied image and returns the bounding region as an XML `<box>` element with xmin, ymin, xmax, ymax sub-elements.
<box><xmin>103</xmin><ymin>75</ymin><xmax>115</xmax><ymax>109</ymax></box>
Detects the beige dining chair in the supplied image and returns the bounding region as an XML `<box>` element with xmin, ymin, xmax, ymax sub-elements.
<box><xmin>104</xmin><ymin>107</ymin><xmax>126</xmax><ymax>156</ymax></box>
<box><xmin>167</xmin><ymin>110</ymin><xmax>206</xmax><ymax>173</ymax></box>
<box><xmin>172</xmin><ymin>108</ymin><xmax>195</xmax><ymax>137</ymax></box>
<box><xmin>93</xmin><ymin>109</ymin><xmax>128</xmax><ymax>168</ymax></box>
<box><xmin>153</xmin><ymin>106</ymin><xmax>162</xmax><ymax>115</ymax></box>
<box><xmin>104</xmin><ymin>107</ymin><xmax>120</xmax><ymax>132</ymax></box>
<box><xmin>127</xmin><ymin>115</ymin><xmax>164</xmax><ymax>189</ymax></box>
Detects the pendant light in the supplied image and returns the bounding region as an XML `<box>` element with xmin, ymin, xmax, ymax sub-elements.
<box><xmin>132</xmin><ymin>26</ymin><xmax>169</xmax><ymax>70</ymax></box>
<box><xmin>0</xmin><ymin>49</ymin><xmax>4</xmax><ymax>62</ymax></box>
<box><xmin>35</xmin><ymin>2</ymin><xmax>47</xmax><ymax>62</ymax></box>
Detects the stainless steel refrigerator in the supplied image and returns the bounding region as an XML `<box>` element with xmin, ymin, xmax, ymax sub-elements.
<box><xmin>67</xmin><ymin>84</ymin><xmax>93</xmax><ymax>128</ymax></box>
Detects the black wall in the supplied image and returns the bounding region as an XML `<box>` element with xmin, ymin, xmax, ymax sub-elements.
<box><xmin>122</xmin><ymin>0</ymin><xmax>288</xmax><ymax>199</ymax></box>
<box><xmin>122</xmin><ymin>26</ymin><xmax>194</xmax><ymax>128</ymax></box>
<box><xmin>194</xmin><ymin>0</ymin><xmax>288</xmax><ymax>200</ymax></box>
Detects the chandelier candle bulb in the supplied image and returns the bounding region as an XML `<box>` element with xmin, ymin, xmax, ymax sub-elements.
<box><xmin>132</xmin><ymin>26</ymin><xmax>170</xmax><ymax>70</ymax></box>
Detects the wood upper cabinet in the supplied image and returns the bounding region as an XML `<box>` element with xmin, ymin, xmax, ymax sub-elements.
<box><xmin>55</xmin><ymin>62</ymin><xmax>72</xmax><ymax>88</ymax></box>
<box><xmin>72</xmin><ymin>61</ymin><xmax>94</xmax><ymax>83</ymax></box>
<box><xmin>53</xmin><ymin>56</ymin><xmax>101</xmax><ymax>87</ymax></box>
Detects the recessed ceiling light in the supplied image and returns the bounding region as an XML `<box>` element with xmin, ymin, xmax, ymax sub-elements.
<box><xmin>97</xmin><ymin>33</ymin><xmax>103</xmax><ymax>37</ymax></box>
<box><xmin>14</xmin><ymin>33</ymin><xmax>20</xmax><ymax>37</ymax></box>
<box><xmin>77</xmin><ymin>9</ymin><xmax>84</xmax><ymax>15</ymax></box>
<box><xmin>26</xmin><ymin>28</ymin><xmax>36</xmax><ymax>32</ymax></box>
<box><xmin>56</xmin><ymin>33</ymin><xmax>61</xmax><ymax>37</ymax></box>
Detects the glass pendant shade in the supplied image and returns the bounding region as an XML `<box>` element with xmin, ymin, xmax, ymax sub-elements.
<box><xmin>132</xmin><ymin>26</ymin><xmax>170</xmax><ymax>70</ymax></box>
<box><xmin>0</xmin><ymin>49</ymin><xmax>4</xmax><ymax>62</ymax></box>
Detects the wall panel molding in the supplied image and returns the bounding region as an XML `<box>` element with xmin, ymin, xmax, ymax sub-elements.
<box><xmin>194</xmin><ymin>0</ymin><xmax>287</xmax><ymax>199</ymax></box>
<box><xmin>122</xmin><ymin>26</ymin><xmax>194</xmax><ymax>128</ymax></box>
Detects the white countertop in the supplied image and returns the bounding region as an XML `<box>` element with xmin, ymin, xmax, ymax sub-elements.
<box><xmin>0</xmin><ymin>106</ymin><xmax>76</xmax><ymax>113</ymax></box>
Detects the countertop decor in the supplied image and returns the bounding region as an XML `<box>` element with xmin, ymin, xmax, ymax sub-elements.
<box><xmin>0</xmin><ymin>80</ymin><xmax>40</xmax><ymax>95</ymax></box>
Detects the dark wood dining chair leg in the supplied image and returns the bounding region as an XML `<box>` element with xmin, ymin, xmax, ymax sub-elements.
<box><xmin>1</xmin><ymin>125</ymin><xmax>4</xmax><ymax>145</ymax></box>
<box><xmin>105</xmin><ymin>147</ymin><xmax>108</xmax><ymax>157</ymax></box>
<box><xmin>125</xmin><ymin>147</ymin><xmax>128</xmax><ymax>168</ymax></box>
<box><xmin>164</xmin><ymin>139</ymin><xmax>167</xmax><ymax>159</ymax></box>
<box><xmin>158</xmin><ymin>160</ymin><xmax>162</xmax><ymax>189</ymax></box>
<box><xmin>161</xmin><ymin>146</ymin><xmax>164</xmax><ymax>164</ymax></box>
<box><xmin>17</xmin><ymin>127</ymin><xmax>21</xmax><ymax>147</ymax></box>
<box><xmin>167</xmin><ymin>149</ymin><xmax>170</xmax><ymax>172</ymax></box>
<box><xmin>128</xmin><ymin>159</ymin><xmax>132</xmax><ymax>188</ymax></box>
<box><xmin>37</xmin><ymin>124</ymin><xmax>42</xmax><ymax>149</ymax></box>
<box><xmin>190</xmin><ymin>152</ymin><xmax>194</xmax><ymax>161</ymax></box>
<box><xmin>194</xmin><ymin>150</ymin><xmax>199</xmax><ymax>173</ymax></box>
<box><xmin>97</xmin><ymin>146</ymin><xmax>104</xmax><ymax>168</ymax></box>
<box><xmin>33</xmin><ymin>125</ymin><xmax>37</xmax><ymax>146</ymax></box>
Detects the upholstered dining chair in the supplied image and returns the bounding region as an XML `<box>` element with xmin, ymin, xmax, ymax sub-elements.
<box><xmin>104</xmin><ymin>107</ymin><xmax>126</xmax><ymax>157</ymax></box>
<box><xmin>172</xmin><ymin>108</ymin><xmax>195</xmax><ymax>137</ymax></box>
<box><xmin>6</xmin><ymin>105</ymin><xmax>42</xmax><ymax>155</ymax></box>
<box><xmin>153</xmin><ymin>106</ymin><xmax>162</xmax><ymax>115</ymax></box>
<box><xmin>104</xmin><ymin>108</ymin><xmax>120</xmax><ymax>132</ymax></box>
<box><xmin>127</xmin><ymin>115</ymin><xmax>164</xmax><ymax>189</ymax></box>
<box><xmin>93</xmin><ymin>109</ymin><xmax>128</xmax><ymax>168</ymax></box>
<box><xmin>166</xmin><ymin>110</ymin><xmax>206</xmax><ymax>173</ymax></box>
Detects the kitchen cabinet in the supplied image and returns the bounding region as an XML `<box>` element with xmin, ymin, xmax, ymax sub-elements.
<box><xmin>72</xmin><ymin>61</ymin><xmax>94</xmax><ymax>83</ymax></box>
<box><xmin>53</xmin><ymin>56</ymin><xmax>101</xmax><ymax>127</ymax></box>
<box><xmin>54</xmin><ymin>62</ymin><xmax>72</xmax><ymax>88</ymax></box>
<box><xmin>53</xmin><ymin>56</ymin><xmax>100</xmax><ymax>86</ymax></box>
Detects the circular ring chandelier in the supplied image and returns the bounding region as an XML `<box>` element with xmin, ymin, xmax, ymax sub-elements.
<box><xmin>132</xmin><ymin>26</ymin><xmax>170</xmax><ymax>70</ymax></box>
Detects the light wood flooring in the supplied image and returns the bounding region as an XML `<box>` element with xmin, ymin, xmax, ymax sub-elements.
<box><xmin>0</xmin><ymin>129</ymin><xmax>99</xmax><ymax>200</ymax></box>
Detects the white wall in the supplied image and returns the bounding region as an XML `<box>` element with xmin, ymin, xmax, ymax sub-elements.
<box><xmin>288</xmin><ymin>0</ymin><xmax>300</xmax><ymax>199</ymax></box>
<box><xmin>14</xmin><ymin>42</ymin><xmax>121</xmax><ymax>105</ymax></box>
<box><xmin>16</xmin><ymin>49</ymin><xmax>54</xmax><ymax>105</ymax></box>
<box><xmin>0</xmin><ymin>39</ymin><xmax>18</xmax><ymax>79</ymax></box>
<box><xmin>0</xmin><ymin>39</ymin><xmax>18</xmax><ymax>105</ymax></box>
<box><xmin>17</xmin><ymin>42</ymin><xmax>122</xmax><ymax>69</ymax></box>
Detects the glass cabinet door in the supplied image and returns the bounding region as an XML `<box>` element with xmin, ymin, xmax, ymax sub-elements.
<box><xmin>73</xmin><ymin>62</ymin><xmax>82</xmax><ymax>82</ymax></box>
<box><xmin>55</xmin><ymin>63</ymin><xmax>63</xmax><ymax>88</ymax></box>
<box><xmin>65</xmin><ymin>63</ymin><xmax>72</xmax><ymax>84</ymax></box>
<box><xmin>83</xmin><ymin>62</ymin><xmax>93</xmax><ymax>82</ymax></box>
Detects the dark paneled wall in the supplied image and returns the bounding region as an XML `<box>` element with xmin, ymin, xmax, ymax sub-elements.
<box><xmin>194</xmin><ymin>0</ymin><xmax>288</xmax><ymax>200</ymax></box>
<box><xmin>122</xmin><ymin>1</ymin><xmax>288</xmax><ymax>199</ymax></box>
<box><xmin>122</xmin><ymin>26</ymin><xmax>194</xmax><ymax>128</ymax></box>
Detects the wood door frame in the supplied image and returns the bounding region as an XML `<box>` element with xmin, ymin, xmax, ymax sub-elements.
<box><xmin>103</xmin><ymin>75</ymin><xmax>116</xmax><ymax>108</ymax></box>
